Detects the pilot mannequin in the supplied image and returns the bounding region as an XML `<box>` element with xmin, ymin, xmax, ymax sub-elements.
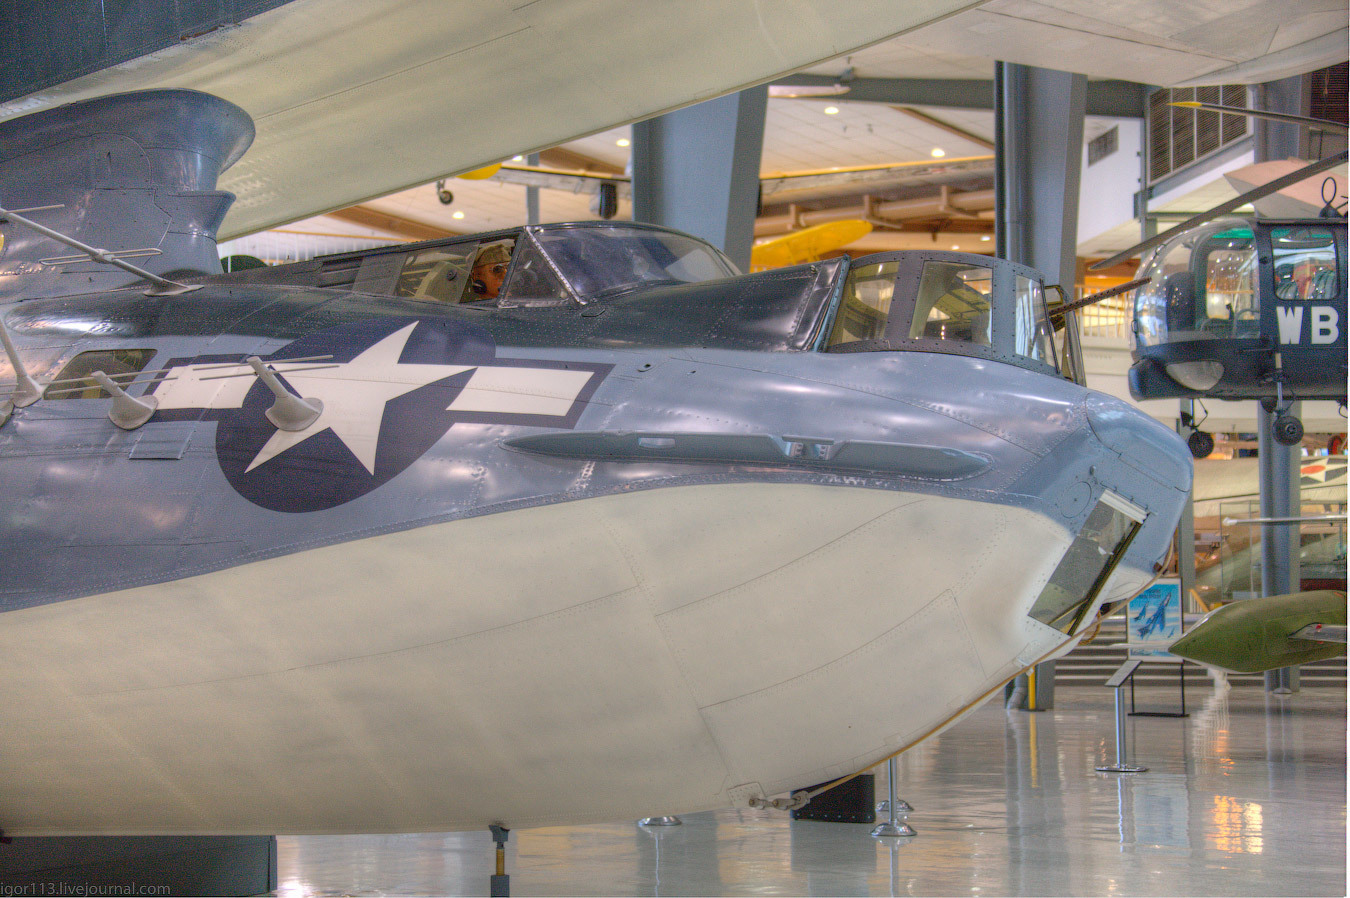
<box><xmin>464</xmin><ymin>242</ymin><xmax>512</xmax><ymax>303</ymax></box>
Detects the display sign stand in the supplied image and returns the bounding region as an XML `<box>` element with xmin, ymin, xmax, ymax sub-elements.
<box><xmin>1121</xmin><ymin>578</ymin><xmax>1188</xmax><ymax>717</ymax></box>
<box><xmin>1128</xmin><ymin>660</ymin><xmax>1189</xmax><ymax>718</ymax></box>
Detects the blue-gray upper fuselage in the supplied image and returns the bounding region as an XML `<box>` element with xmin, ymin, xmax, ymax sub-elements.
<box><xmin>1</xmin><ymin>264</ymin><xmax>1189</xmax><ymax>616</ymax></box>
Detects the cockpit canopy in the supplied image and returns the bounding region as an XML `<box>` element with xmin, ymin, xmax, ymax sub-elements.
<box><xmin>386</xmin><ymin>222</ymin><xmax>737</xmax><ymax>306</ymax></box>
<box><xmin>825</xmin><ymin>251</ymin><xmax>1059</xmax><ymax>376</ymax></box>
<box><xmin>220</xmin><ymin>225</ymin><xmax>1063</xmax><ymax>376</ymax></box>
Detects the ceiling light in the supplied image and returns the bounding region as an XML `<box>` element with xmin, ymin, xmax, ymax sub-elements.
<box><xmin>823</xmin><ymin>106</ymin><xmax>840</xmax><ymax>115</ymax></box>
<box><xmin>951</xmin><ymin>244</ymin><xmax>961</xmax><ymax>250</ymax></box>
<box><xmin>616</xmin><ymin>138</ymin><xmax>630</xmax><ymax>147</ymax></box>
<box><xmin>981</xmin><ymin>235</ymin><xmax>991</xmax><ymax>242</ymax></box>
<box><xmin>931</xmin><ymin>148</ymin><xmax>946</xmax><ymax>158</ymax></box>
<box><xmin>452</xmin><ymin>211</ymin><xmax>465</xmax><ymax>220</ymax></box>
<box><xmin>512</xmin><ymin>155</ymin><xmax>524</xmax><ymax>162</ymax></box>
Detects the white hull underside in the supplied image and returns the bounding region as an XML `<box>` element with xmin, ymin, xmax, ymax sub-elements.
<box><xmin>0</xmin><ymin>482</ymin><xmax>1086</xmax><ymax>835</ymax></box>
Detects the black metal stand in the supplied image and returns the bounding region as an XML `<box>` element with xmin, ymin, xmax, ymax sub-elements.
<box><xmin>1128</xmin><ymin>660</ymin><xmax>1189</xmax><ymax>718</ymax></box>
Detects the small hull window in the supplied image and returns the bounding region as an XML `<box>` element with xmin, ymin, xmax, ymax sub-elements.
<box><xmin>1028</xmin><ymin>491</ymin><xmax>1145</xmax><ymax>635</ymax></box>
<box><xmin>45</xmin><ymin>349</ymin><xmax>155</xmax><ymax>400</ymax></box>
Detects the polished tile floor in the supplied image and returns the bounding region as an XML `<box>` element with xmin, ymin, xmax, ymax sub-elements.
<box><xmin>276</xmin><ymin>680</ymin><xmax>1346</xmax><ymax>896</ymax></box>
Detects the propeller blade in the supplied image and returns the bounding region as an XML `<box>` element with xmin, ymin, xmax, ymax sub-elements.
<box><xmin>1170</xmin><ymin>101</ymin><xmax>1348</xmax><ymax>134</ymax></box>
<box><xmin>1089</xmin><ymin>150</ymin><xmax>1348</xmax><ymax>272</ymax></box>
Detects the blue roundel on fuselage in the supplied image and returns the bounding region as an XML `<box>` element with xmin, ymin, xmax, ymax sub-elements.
<box><xmin>215</xmin><ymin>316</ymin><xmax>498</xmax><ymax>512</ymax></box>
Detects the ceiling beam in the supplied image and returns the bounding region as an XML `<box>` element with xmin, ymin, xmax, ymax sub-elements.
<box><xmin>328</xmin><ymin>205</ymin><xmax>461</xmax><ymax>241</ymax></box>
<box><xmin>771</xmin><ymin>75</ymin><xmax>1150</xmax><ymax>117</ymax></box>
<box><xmin>893</xmin><ymin>107</ymin><xmax>995</xmax><ymax>149</ymax></box>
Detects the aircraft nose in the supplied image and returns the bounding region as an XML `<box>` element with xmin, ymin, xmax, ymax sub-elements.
<box><xmin>1083</xmin><ymin>393</ymin><xmax>1192</xmax><ymax>495</ymax></box>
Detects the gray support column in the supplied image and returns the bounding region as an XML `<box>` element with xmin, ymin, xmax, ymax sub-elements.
<box><xmin>631</xmin><ymin>86</ymin><xmax>768</xmax><ymax>272</ymax></box>
<box><xmin>1259</xmin><ymin>401</ymin><xmax>1303</xmax><ymax>693</ymax></box>
<box><xmin>1253</xmin><ymin>76</ymin><xmax>1308</xmax><ymax>694</ymax></box>
<box><xmin>994</xmin><ymin>63</ymin><xmax>1087</xmax><ymax>710</ymax></box>
<box><xmin>1255</xmin><ymin>76</ymin><xmax>1309</xmax><ymax>162</ymax></box>
<box><xmin>526</xmin><ymin>152</ymin><xmax>540</xmax><ymax>225</ymax></box>
<box><xmin>994</xmin><ymin>63</ymin><xmax>1087</xmax><ymax>292</ymax></box>
<box><xmin>1177</xmin><ymin>400</ymin><xmax>1197</xmax><ymax>613</ymax></box>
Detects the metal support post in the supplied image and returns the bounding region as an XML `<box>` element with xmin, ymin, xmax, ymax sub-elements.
<box><xmin>1098</xmin><ymin>658</ymin><xmax>1146</xmax><ymax>773</ymax></box>
<box><xmin>1096</xmin><ymin>685</ymin><xmax>1148</xmax><ymax>773</ymax></box>
<box><xmin>1253</xmin><ymin>71</ymin><xmax>1308</xmax><ymax>695</ymax></box>
<box><xmin>994</xmin><ymin>62</ymin><xmax>1086</xmax><ymax>293</ymax></box>
<box><xmin>525</xmin><ymin>153</ymin><xmax>540</xmax><ymax>225</ymax></box>
<box><xmin>1258</xmin><ymin>402</ymin><xmax>1302</xmax><ymax>693</ymax></box>
<box><xmin>489</xmin><ymin>824</ymin><xmax>510</xmax><ymax>898</ymax></box>
<box><xmin>871</xmin><ymin>757</ymin><xmax>916</xmax><ymax>838</ymax></box>
<box><xmin>1177</xmin><ymin>400</ymin><xmax>1197</xmax><ymax>610</ymax></box>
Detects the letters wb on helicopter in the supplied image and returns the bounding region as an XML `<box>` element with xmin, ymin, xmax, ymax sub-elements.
<box><xmin>0</xmin><ymin>90</ymin><xmax>1190</xmax><ymax>836</ymax></box>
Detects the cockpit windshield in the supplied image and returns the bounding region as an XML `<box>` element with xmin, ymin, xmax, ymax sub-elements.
<box><xmin>1133</xmin><ymin>218</ymin><xmax>1259</xmax><ymax>349</ymax></box>
<box><xmin>531</xmin><ymin>224</ymin><xmax>737</xmax><ymax>299</ymax></box>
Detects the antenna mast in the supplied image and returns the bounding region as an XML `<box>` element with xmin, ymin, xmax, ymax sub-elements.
<box><xmin>0</xmin><ymin>205</ymin><xmax>201</xmax><ymax>296</ymax></box>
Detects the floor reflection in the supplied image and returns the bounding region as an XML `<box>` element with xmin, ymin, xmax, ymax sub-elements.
<box><xmin>278</xmin><ymin>684</ymin><xmax>1345</xmax><ymax>896</ymax></box>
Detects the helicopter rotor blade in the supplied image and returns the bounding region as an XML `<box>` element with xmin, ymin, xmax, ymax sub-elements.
<box><xmin>1170</xmin><ymin>101</ymin><xmax>1348</xmax><ymax>134</ymax></box>
<box><xmin>1089</xmin><ymin>150</ymin><xmax>1349</xmax><ymax>272</ymax></box>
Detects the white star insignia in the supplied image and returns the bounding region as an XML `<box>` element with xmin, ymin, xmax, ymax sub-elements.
<box><xmin>244</xmin><ymin>323</ymin><xmax>470</xmax><ymax>474</ymax></box>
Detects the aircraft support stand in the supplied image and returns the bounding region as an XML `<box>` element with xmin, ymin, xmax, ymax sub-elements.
<box><xmin>871</xmin><ymin>757</ymin><xmax>917</xmax><ymax>838</ymax></box>
<box><xmin>489</xmin><ymin>824</ymin><xmax>510</xmax><ymax>898</ymax></box>
<box><xmin>1097</xmin><ymin>659</ymin><xmax>1147</xmax><ymax>773</ymax></box>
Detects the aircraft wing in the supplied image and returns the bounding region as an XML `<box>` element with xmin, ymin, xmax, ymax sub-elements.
<box><xmin>0</xmin><ymin>0</ymin><xmax>975</xmax><ymax>240</ymax></box>
<box><xmin>1290</xmin><ymin>623</ymin><xmax>1347</xmax><ymax>644</ymax></box>
<box><xmin>491</xmin><ymin>165</ymin><xmax>633</xmax><ymax>199</ymax></box>
<box><xmin>490</xmin><ymin>155</ymin><xmax>995</xmax><ymax>208</ymax></box>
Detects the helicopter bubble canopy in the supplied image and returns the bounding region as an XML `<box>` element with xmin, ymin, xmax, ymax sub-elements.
<box><xmin>1133</xmin><ymin>218</ymin><xmax>1261</xmax><ymax>350</ymax></box>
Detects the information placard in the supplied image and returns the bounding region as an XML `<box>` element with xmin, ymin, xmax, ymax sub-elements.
<box><xmin>1127</xmin><ymin>578</ymin><xmax>1183</xmax><ymax>661</ymax></box>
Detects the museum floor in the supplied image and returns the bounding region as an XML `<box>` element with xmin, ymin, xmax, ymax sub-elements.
<box><xmin>275</xmin><ymin>681</ymin><xmax>1347</xmax><ymax>897</ymax></box>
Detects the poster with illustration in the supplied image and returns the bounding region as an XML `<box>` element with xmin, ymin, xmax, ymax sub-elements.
<box><xmin>1127</xmin><ymin>579</ymin><xmax>1182</xmax><ymax>660</ymax></box>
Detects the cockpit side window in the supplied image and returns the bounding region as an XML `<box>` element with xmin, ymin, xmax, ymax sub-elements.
<box><xmin>910</xmin><ymin>261</ymin><xmax>993</xmax><ymax>345</ymax></box>
<box><xmin>826</xmin><ymin>260</ymin><xmax>900</xmax><ymax>346</ymax></box>
<box><xmin>394</xmin><ymin>245</ymin><xmax>479</xmax><ymax>302</ymax></box>
<box><xmin>1134</xmin><ymin>220</ymin><xmax>1258</xmax><ymax>346</ymax></box>
<box><xmin>499</xmin><ymin>237</ymin><xmax>570</xmax><ymax>305</ymax></box>
<box><xmin>1201</xmin><ymin>231</ymin><xmax>1258</xmax><ymax>335</ymax></box>
<box><xmin>1271</xmin><ymin>226</ymin><xmax>1339</xmax><ymax>301</ymax></box>
<box><xmin>1013</xmin><ymin>274</ymin><xmax>1056</xmax><ymax>365</ymax></box>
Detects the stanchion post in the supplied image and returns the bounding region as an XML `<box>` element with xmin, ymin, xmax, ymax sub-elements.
<box><xmin>1098</xmin><ymin>658</ymin><xmax>1147</xmax><ymax>774</ymax></box>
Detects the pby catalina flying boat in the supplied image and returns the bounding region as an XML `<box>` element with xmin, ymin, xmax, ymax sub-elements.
<box><xmin>0</xmin><ymin>90</ymin><xmax>1190</xmax><ymax>838</ymax></box>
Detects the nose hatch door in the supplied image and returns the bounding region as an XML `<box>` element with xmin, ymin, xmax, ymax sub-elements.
<box><xmin>1028</xmin><ymin>491</ymin><xmax>1146</xmax><ymax>636</ymax></box>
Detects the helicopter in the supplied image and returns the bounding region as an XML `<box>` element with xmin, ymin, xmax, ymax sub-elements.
<box><xmin>1090</xmin><ymin>106</ymin><xmax>1348</xmax><ymax>453</ymax></box>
